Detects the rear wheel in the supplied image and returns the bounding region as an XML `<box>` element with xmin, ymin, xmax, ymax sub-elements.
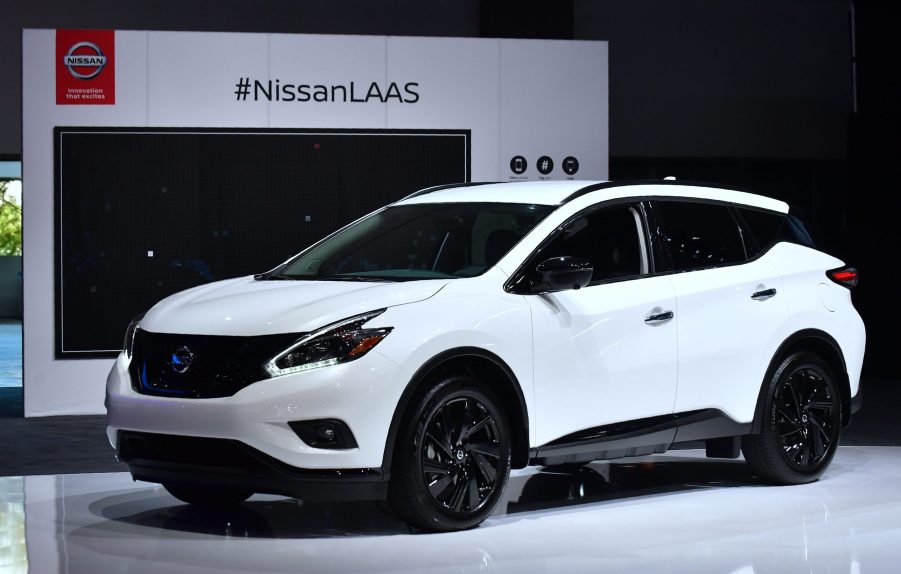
<box><xmin>163</xmin><ymin>483</ymin><xmax>252</xmax><ymax>506</ymax></box>
<box><xmin>389</xmin><ymin>376</ymin><xmax>511</xmax><ymax>532</ymax></box>
<box><xmin>742</xmin><ymin>352</ymin><xmax>842</xmax><ymax>484</ymax></box>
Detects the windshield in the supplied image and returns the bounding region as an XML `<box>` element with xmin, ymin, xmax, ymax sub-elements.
<box><xmin>276</xmin><ymin>202</ymin><xmax>554</xmax><ymax>281</ymax></box>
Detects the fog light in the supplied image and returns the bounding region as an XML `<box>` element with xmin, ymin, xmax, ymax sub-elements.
<box><xmin>288</xmin><ymin>419</ymin><xmax>358</xmax><ymax>449</ymax></box>
<box><xmin>319</xmin><ymin>425</ymin><xmax>336</xmax><ymax>442</ymax></box>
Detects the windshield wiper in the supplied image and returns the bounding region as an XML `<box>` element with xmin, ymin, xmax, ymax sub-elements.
<box><xmin>314</xmin><ymin>275</ymin><xmax>397</xmax><ymax>282</ymax></box>
<box><xmin>255</xmin><ymin>273</ymin><xmax>400</xmax><ymax>282</ymax></box>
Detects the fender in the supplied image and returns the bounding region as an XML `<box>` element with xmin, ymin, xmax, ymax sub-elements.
<box><xmin>751</xmin><ymin>329</ymin><xmax>850</xmax><ymax>434</ymax></box>
<box><xmin>381</xmin><ymin>347</ymin><xmax>530</xmax><ymax>472</ymax></box>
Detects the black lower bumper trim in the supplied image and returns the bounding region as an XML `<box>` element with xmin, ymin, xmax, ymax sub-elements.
<box><xmin>117</xmin><ymin>431</ymin><xmax>388</xmax><ymax>502</ymax></box>
<box><xmin>529</xmin><ymin>409</ymin><xmax>751</xmax><ymax>465</ymax></box>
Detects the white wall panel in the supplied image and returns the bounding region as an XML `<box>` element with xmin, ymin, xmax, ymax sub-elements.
<box><xmin>269</xmin><ymin>34</ymin><xmax>388</xmax><ymax>128</ymax></box>
<box><xmin>23</xmin><ymin>30</ymin><xmax>149</xmax><ymax>416</ymax></box>
<box><xmin>386</xmin><ymin>36</ymin><xmax>500</xmax><ymax>182</ymax></box>
<box><xmin>500</xmin><ymin>39</ymin><xmax>608</xmax><ymax>183</ymax></box>
<box><xmin>147</xmin><ymin>31</ymin><xmax>269</xmax><ymax>126</ymax></box>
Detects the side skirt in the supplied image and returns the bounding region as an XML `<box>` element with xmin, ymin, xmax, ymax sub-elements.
<box><xmin>529</xmin><ymin>409</ymin><xmax>751</xmax><ymax>466</ymax></box>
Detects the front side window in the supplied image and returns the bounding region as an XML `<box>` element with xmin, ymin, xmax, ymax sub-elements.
<box><xmin>656</xmin><ymin>201</ymin><xmax>746</xmax><ymax>271</ymax></box>
<box><xmin>525</xmin><ymin>204</ymin><xmax>647</xmax><ymax>286</ymax></box>
<box><xmin>278</xmin><ymin>202</ymin><xmax>553</xmax><ymax>281</ymax></box>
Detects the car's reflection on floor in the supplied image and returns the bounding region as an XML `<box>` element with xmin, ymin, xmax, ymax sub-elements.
<box><xmin>86</xmin><ymin>454</ymin><xmax>757</xmax><ymax>540</ymax></box>
<box><xmin>506</xmin><ymin>456</ymin><xmax>757</xmax><ymax>515</ymax></box>
<box><xmin>11</xmin><ymin>447</ymin><xmax>901</xmax><ymax>574</ymax></box>
<box><xmin>90</xmin><ymin>493</ymin><xmax>407</xmax><ymax>539</ymax></box>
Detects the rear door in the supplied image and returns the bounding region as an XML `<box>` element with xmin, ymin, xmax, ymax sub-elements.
<box><xmin>653</xmin><ymin>200</ymin><xmax>791</xmax><ymax>424</ymax></box>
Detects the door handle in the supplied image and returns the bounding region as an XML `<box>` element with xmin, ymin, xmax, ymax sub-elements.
<box><xmin>644</xmin><ymin>310</ymin><xmax>674</xmax><ymax>325</ymax></box>
<box><xmin>751</xmin><ymin>288</ymin><xmax>777</xmax><ymax>301</ymax></box>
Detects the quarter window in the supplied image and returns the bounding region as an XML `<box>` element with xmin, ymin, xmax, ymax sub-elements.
<box><xmin>656</xmin><ymin>201</ymin><xmax>746</xmax><ymax>271</ymax></box>
<box><xmin>737</xmin><ymin>207</ymin><xmax>786</xmax><ymax>257</ymax></box>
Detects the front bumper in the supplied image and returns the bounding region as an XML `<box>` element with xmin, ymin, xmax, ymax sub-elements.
<box><xmin>117</xmin><ymin>430</ymin><xmax>388</xmax><ymax>501</ymax></box>
<box><xmin>105</xmin><ymin>349</ymin><xmax>404</xmax><ymax>475</ymax></box>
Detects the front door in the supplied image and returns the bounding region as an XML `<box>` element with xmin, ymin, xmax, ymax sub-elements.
<box><xmin>524</xmin><ymin>203</ymin><xmax>679</xmax><ymax>446</ymax></box>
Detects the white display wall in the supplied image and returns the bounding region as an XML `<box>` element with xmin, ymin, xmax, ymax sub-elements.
<box><xmin>22</xmin><ymin>29</ymin><xmax>608</xmax><ymax>416</ymax></box>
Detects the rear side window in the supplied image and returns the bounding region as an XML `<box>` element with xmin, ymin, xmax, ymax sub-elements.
<box><xmin>656</xmin><ymin>201</ymin><xmax>746</xmax><ymax>271</ymax></box>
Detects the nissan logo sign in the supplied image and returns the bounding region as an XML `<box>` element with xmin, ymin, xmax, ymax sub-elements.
<box><xmin>63</xmin><ymin>41</ymin><xmax>108</xmax><ymax>80</ymax></box>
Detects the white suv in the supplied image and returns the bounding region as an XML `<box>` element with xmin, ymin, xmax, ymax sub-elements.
<box><xmin>106</xmin><ymin>180</ymin><xmax>865</xmax><ymax>531</ymax></box>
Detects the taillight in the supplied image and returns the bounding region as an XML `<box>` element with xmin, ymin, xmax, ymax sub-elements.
<box><xmin>827</xmin><ymin>266</ymin><xmax>858</xmax><ymax>289</ymax></box>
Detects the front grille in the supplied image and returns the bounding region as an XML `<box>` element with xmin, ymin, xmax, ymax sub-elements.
<box><xmin>129</xmin><ymin>329</ymin><xmax>304</xmax><ymax>398</ymax></box>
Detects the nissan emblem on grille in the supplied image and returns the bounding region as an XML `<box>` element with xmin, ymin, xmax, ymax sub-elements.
<box><xmin>168</xmin><ymin>346</ymin><xmax>195</xmax><ymax>374</ymax></box>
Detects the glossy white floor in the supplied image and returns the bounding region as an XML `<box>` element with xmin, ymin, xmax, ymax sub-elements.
<box><xmin>2</xmin><ymin>446</ymin><xmax>899</xmax><ymax>574</ymax></box>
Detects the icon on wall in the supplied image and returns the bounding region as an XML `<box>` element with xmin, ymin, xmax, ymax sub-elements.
<box><xmin>562</xmin><ymin>156</ymin><xmax>579</xmax><ymax>176</ymax></box>
<box><xmin>510</xmin><ymin>155</ymin><xmax>527</xmax><ymax>174</ymax></box>
<box><xmin>537</xmin><ymin>156</ymin><xmax>554</xmax><ymax>175</ymax></box>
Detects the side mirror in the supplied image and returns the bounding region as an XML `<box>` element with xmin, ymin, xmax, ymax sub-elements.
<box><xmin>534</xmin><ymin>256</ymin><xmax>593</xmax><ymax>293</ymax></box>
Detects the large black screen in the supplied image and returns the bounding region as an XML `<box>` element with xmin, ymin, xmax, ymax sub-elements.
<box><xmin>55</xmin><ymin>127</ymin><xmax>470</xmax><ymax>358</ymax></box>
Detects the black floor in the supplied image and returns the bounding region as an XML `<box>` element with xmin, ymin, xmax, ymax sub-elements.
<box><xmin>838</xmin><ymin>377</ymin><xmax>901</xmax><ymax>446</ymax></box>
<box><xmin>0</xmin><ymin>386</ymin><xmax>22</xmax><ymax>417</ymax></box>
<box><xmin>0</xmin><ymin>387</ymin><xmax>122</xmax><ymax>476</ymax></box>
<box><xmin>0</xmin><ymin>378</ymin><xmax>898</xmax><ymax>477</ymax></box>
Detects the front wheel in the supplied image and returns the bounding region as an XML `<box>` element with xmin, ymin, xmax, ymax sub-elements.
<box><xmin>742</xmin><ymin>352</ymin><xmax>842</xmax><ymax>484</ymax></box>
<box><xmin>389</xmin><ymin>376</ymin><xmax>512</xmax><ymax>532</ymax></box>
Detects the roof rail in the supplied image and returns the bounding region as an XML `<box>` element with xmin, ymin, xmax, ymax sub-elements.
<box><xmin>560</xmin><ymin>179</ymin><xmax>758</xmax><ymax>204</ymax></box>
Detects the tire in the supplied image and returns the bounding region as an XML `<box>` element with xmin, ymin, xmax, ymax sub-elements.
<box><xmin>163</xmin><ymin>483</ymin><xmax>252</xmax><ymax>506</ymax></box>
<box><xmin>742</xmin><ymin>352</ymin><xmax>842</xmax><ymax>484</ymax></box>
<box><xmin>389</xmin><ymin>376</ymin><xmax>512</xmax><ymax>532</ymax></box>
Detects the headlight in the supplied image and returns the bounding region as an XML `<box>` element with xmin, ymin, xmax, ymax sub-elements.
<box><xmin>123</xmin><ymin>312</ymin><xmax>146</xmax><ymax>358</ymax></box>
<box><xmin>265</xmin><ymin>309</ymin><xmax>392</xmax><ymax>377</ymax></box>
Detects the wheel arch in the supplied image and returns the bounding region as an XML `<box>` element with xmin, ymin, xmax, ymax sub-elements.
<box><xmin>382</xmin><ymin>347</ymin><xmax>530</xmax><ymax>472</ymax></box>
<box><xmin>751</xmin><ymin>329</ymin><xmax>851</xmax><ymax>433</ymax></box>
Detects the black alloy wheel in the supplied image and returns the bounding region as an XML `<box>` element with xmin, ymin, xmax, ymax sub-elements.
<box><xmin>743</xmin><ymin>352</ymin><xmax>842</xmax><ymax>484</ymax></box>
<box><xmin>421</xmin><ymin>395</ymin><xmax>503</xmax><ymax>514</ymax></box>
<box><xmin>390</xmin><ymin>376</ymin><xmax>511</xmax><ymax>531</ymax></box>
<box><xmin>774</xmin><ymin>366</ymin><xmax>837</xmax><ymax>470</ymax></box>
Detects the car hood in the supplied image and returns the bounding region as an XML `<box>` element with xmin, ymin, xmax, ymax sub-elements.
<box><xmin>140</xmin><ymin>276</ymin><xmax>450</xmax><ymax>336</ymax></box>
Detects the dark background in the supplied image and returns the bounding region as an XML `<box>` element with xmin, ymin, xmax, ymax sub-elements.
<box><xmin>55</xmin><ymin>128</ymin><xmax>469</xmax><ymax>356</ymax></box>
